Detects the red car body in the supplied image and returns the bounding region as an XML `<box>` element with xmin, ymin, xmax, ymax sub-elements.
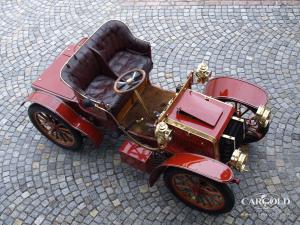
<box><xmin>24</xmin><ymin>22</ymin><xmax>271</xmax><ymax>213</ymax></box>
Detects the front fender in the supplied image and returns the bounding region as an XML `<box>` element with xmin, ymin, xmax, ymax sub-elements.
<box><xmin>149</xmin><ymin>153</ymin><xmax>234</xmax><ymax>186</ymax></box>
<box><xmin>24</xmin><ymin>91</ymin><xmax>103</xmax><ymax>146</ymax></box>
<box><xmin>204</xmin><ymin>76</ymin><xmax>268</xmax><ymax>109</ymax></box>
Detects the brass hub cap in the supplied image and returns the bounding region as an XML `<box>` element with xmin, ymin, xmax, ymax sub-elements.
<box><xmin>33</xmin><ymin>112</ymin><xmax>75</xmax><ymax>147</ymax></box>
<box><xmin>172</xmin><ymin>173</ymin><xmax>225</xmax><ymax>210</ymax></box>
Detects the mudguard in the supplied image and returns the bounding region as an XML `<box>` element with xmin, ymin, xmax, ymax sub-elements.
<box><xmin>204</xmin><ymin>76</ymin><xmax>268</xmax><ymax>109</ymax></box>
<box><xmin>149</xmin><ymin>153</ymin><xmax>234</xmax><ymax>186</ymax></box>
<box><xmin>24</xmin><ymin>91</ymin><xmax>103</xmax><ymax>146</ymax></box>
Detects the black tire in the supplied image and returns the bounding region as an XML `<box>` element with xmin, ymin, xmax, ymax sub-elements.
<box><xmin>28</xmin><ymin>104</ymin><xmax>83</xmax><ymax>151</ymax></box>
<box><xmin>164</xmin><ymin>168</ymin><xmax>235</xmax><ymax>214</ymax></box>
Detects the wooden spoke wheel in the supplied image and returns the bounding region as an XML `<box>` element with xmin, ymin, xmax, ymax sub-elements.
<box><xmin>28</xmin><ymin>104</ymin><xmax>83</xmax><ymax>150</ymax></box>
<box><xmin>164</xmin><ymin>168</ymin><xmax>234</xmax><ymax>214</ymax></box>
<box><xmin>221</xmin><ymin>100</ymin><xmax>267</xmax><ymax>143</ymax></box>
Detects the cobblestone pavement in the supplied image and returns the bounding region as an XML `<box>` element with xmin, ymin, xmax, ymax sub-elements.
<box><xmin>1</xmin><ymin>0</ymin><xmax>300</xmax><ymax>224</ymax></box>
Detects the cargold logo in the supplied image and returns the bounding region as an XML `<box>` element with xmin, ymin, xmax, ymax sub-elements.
<box><xmin>241</xmin><ymin>193</ymin><xmax>290</xmax><ymax>210</ymax></box>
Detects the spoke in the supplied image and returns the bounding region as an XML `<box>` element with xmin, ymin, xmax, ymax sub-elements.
<box><xmin>120</xmin><ymin>84</ymin><xmax>130</xmax><ymax>91</ymax></box>
<box><xmin>42</xmin><ymin>125</ymin><xmax>51</xmax><ymax>131</ymax></box>
<box><xmin>203</xmin><ymin>194</ymin><xmax>214</xmax><ymax>207</ymax></box>
<box><xmin>180</xmin><ymin>174</ymin><xmax>194</xmax><ymax>187</ymax></box>
<box><xmin>58</xmin><ymin>131</ymin><xmax>68</xmax><ymax>142</ymax></box>
<box><xmin>133</xmin><ymin>72</ymin><xmax>142</xmax><ymax>80</ymax></box>
<box><xmin>198</xmin><ymin>194</ymin><xmax>208</xmax><ymax>206</ymax></box>
<box><xmin>54</xmin><ymin>130</ymin><xmax>60</xmax><ymax>140</ymax></box>
<box><xmin>49</xmin><ymin>115</ymin><xmax>58</xmax><ymax>124</ymax></box>
<box><xmin>132</xmin><ymin>71</ymin><xmax>137</xmax><ymax>79</ymax></box>
<box><xmin>131</xmin><ymin>80</ymin><xmax>140</xmax><ymax>85</ymax></box>
<box><xmin>37</xmin><ymin>116</ymin><xmax>47</xmax><ymax>124</ymax></box>
<box><xmin>200</xmin><ymin>186</ymin><xmax>223</xmax><ymax>197</ymax></box>
<box><xmin>209</xmin><ymin>195</ymin><xmax>224</xmax><ymax>206</ymax></box>
<box><xmin>118</xmin><ymin>83</ymin><xmax>126</xmax><ymax>89</ymax></box>
<box><xmin>174</xmin><ymin>183</ymin><xmax>193</xmax><ymax>190</ymax></box>
<box><xmin>58</xmin><ymin>127</ymin><xmax>72</xmax><ymax>134</ymax></box>
<box><xmin>37</xmin><ymin>113</ymin><xmax>48</xmax><ymax>121</ymax></box>
<box><xmin>61</xmin><ymin>131</ymin><xmax>73</xmax><ymax>141</ymax></box>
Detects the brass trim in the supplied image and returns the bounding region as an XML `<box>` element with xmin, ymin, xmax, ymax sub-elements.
<box><xmin>221</xmin><ymin>134</ymin><xmax>236</xmax><ymax>150</ymax></box>
<box><xmin>165</xmin><ymin>118</ymin><xmax>216</xmax><ymax>143</ymax></box>
<box><xmin>188</xmin><ymin>89</ymin><xmax>236</xmax><ymax>107</ymax></box>
<box><xmin>221</xmin><ymin>134</ymin><xmax>235</xmax><ymax>140</ymax></box>
<box><xmin>116</xmin><ymin>81</ymin><xmax>147</xmax><ymax>121</ymax></box>
<box><xmin>157</xmin><ymin>74</ymin><xmax>193</xmax><ymax>122</ymax></box>
<box><xmin>232</xmin><ymin>116</ymin><xmax>244</xmax><ymax>123</ymax></box>
<box><xmin>134</xmin><ymin>89</ymin><xmax>150</xmax><ymax>116</ymax></box>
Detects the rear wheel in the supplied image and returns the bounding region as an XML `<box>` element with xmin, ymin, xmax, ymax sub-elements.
<box><xmin>28</xmin><ymin>104</ymin><xmax>83</xmax><ymax>150</ymax></box>
<box><xmin>164</xmin><ymin>168</ymin><xmax>234</xmax><ymax>214</ymax></box>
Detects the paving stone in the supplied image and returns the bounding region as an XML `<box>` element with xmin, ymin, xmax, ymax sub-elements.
<box><xmin>13</xmin><ymin>219</ymin><xmax>23</xmax><ymax>225</ymax></box>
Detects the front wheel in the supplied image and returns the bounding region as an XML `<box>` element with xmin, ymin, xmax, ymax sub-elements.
<box><xmin>28</xmin><ymin>104</ymin><xmax>83</xmax><ymax>151</ymax></box>
<box><xmin>164</xmin><ymin>168</ymin><xmax>235</xmax><ymax>214</ymax></box>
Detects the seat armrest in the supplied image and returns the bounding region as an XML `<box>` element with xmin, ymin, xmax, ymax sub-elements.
<box><xmin>128</xmin><ymin>37</ymin><xmax>152</xmax><ymax>58</ymax></box>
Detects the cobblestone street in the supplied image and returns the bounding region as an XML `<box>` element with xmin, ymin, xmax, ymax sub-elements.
<box><xmin>0</xmin><ymin>0</ymin><xmax>300</xmax><ymax>224</ymax></box>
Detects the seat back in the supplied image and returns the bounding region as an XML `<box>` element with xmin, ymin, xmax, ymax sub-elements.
<box><xmin>87</xmin><ymin>20</ymin><xmax>132</xmax><ymax>63</ymax></box>
<box><xmin>61</xmin><ymin>45</ymin><xmax>101</xmax><ymax>91</ymax></box>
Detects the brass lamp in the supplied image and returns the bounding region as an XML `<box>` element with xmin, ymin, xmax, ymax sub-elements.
<box><xmin>255</xmin><ymin>105</ymin><xmax>271</xmax><ymax>128</ymax></box>
<box><xmin>194</xmin><ymin>62</ymin><xmax>212</xmax><ymax>84</ymax></box>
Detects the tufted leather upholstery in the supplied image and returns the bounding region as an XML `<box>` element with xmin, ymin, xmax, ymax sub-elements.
<box><xmin>61</xmin><ymin>20</ymin><xmax>153</xmax><ymax>115</ymax></box>
<box><xmin>87</xmin><ymin>20</ymin><xmax>153</xmax><ymax>76</ymax></box>
<box><xmin>109</xmin><ymin>51</ymin><xmax>152</xmax><ymax>77</ymax></box>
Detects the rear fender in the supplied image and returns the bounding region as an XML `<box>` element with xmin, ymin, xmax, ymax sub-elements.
<box><xmin>204</xmin><ymin>76</ymin><xmax>269</xmax><ymax>109</ymax></box>
<box><xmin>24</xmin><ymin>91</ymin><xmax>103</xmax><ymax>146</ymax></box>
<box><xmin>149</xmin><ymin>153</ymin><xmax>234</xmax><ymax>186</ymax></box>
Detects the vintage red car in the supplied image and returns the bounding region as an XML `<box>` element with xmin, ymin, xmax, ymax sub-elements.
<box><xmin>23</xmin><ymin>20</ymin><xmax>271</xmax><ymax>214</ymax></box>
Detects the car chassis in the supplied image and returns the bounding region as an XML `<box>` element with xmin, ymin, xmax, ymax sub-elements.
<box><xmin>23</xmin><ymin>20</ymin><xmax>271</xmax><ymax>214</ymax></box>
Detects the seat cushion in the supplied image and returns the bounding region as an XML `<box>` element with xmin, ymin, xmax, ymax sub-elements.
<box><xmin>85</xmin><ymin>75</ymin><xmax>129</xmax><ymax>114</ymax></box>
<box><xmin>109</xmin><ymin>51</ymin><xmax>152</xmax><ymax>76</ymax></box>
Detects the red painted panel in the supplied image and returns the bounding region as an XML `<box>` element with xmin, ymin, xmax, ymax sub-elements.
<box><xmin>32</xmin><ymin>45</ymin><xmax>77</xmax><ymax>101</ymax></box>
<box><xmin>149</xmin><ymin>153</ymin><xmax>233</xmax><ymax>186</ymax></box>
<box><xmin>204</xmin><ymin>76</ymin><xmax>268</xmax><ymax>108</ymax></box>
<box><xmin>118</xmin><ymin>141</ymin><xmax>153</xmax><ymax>172</ymax></box>
<box><xmin>166</xmin><ymin>89</ymin><xmax>234</xmax><ymax>141</ymax></box>
<box><xmin>26</xmin><ymin>91</ymin><xmax>103</xmax><ymax>146</ymax></box>
<box><xmin>176</xmin><ymin>93</ymin><xmax>223</xmax><ymax>127</ymax></box>
<box><xmin>166</xmin><ymin>128</ymin><xmax>215</xmax><ymax>158</ymax></box>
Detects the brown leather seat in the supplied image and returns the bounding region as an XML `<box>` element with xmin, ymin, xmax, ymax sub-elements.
<box><xmin>61</xmin><ymin>20</ymin><xmax>153</xmax><ymax>115</ymax></box>
<box><xmin>109</xmin><ymin>51</ymin><xmax>152</xmax><ymax>77</ymax></box>
<box><xmin>87</xmin><ymin>20</ymin><xmax>153</xmax><ymax>77</ymax></box>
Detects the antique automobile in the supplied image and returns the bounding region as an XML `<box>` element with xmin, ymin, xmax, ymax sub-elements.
<box><xmin>23</xmin><ymin>20</ymin><xmax>271</xmax><ymax>214</ymax></box>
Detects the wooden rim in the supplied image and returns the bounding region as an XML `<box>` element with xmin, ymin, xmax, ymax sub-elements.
<box><xmin>171</xmin><ymin>173</ymin><xmax>225</xmax><ymax>210</ymax></box>
<box><xmin>33</xmin><ymin>111</ymin><xmax>75</xmax><ymax>147</ymax></box>
<box><xmin>114</xmin><ymin>69</ymin><xmax>146</xmax><ymax>94</ymax></box>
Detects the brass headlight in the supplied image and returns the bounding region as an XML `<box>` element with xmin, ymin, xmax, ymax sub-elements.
<box><xmin>228</xmin><ymin>146</ymin><xmax>248</xmax><ymax>172</ymax></box>
<box><xmin>155</xmin><ymin>122</ymin><xmax>172</xmax><ymax>149</ymax></box>
<box><xmin>193</xmin><ymin>62</ymin><xmax>212</xmax><ymax>84</ymax></box>
<box><xmin>255</xmin><ymin>105</ymin><xmax>271</xmax><ymax>128</ymax></box>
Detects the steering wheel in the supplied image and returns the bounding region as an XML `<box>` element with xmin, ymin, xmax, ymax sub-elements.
<box><xmin>114</xmin><ymin>69</ymin><xmax>146</xmax><ymax>94</ymax></box>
